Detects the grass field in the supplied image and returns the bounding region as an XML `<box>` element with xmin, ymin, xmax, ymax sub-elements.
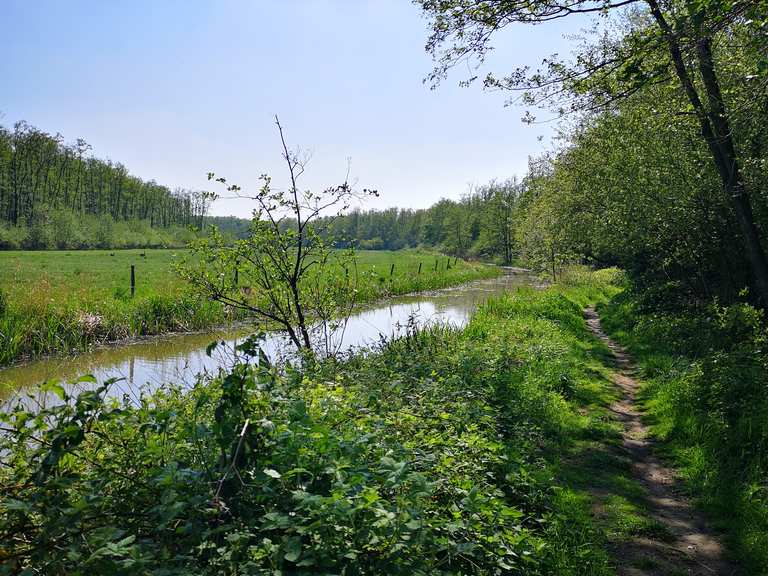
<box><xmin>0</xmin><ymin>249</ymin><xmax>498</xmax><ymax>365</ymax></box>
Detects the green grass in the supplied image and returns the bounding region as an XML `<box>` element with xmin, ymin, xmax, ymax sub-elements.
<box><xmin>0</xmin><ymin>249</ymin><xmax>498</xmax><ymax>365</ymax></box>
<box><xmin>599</xmin><ymin>291</ymin><xmax>768</xmax><ymax>573</ymax></box>
<box><xmin>0</xmin><ymin>249</ymin><xmax>184</xmax><ymax>303</ymax></box>
<box><xmin>0</xmin><ymin>268</ymin><xmax>624</xmax><ymax>575</ymax></box>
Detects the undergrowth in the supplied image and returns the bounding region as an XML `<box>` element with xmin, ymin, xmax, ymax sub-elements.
<box><xmin>0</xmin><ymin>269</ymin><xmax>620</xmax><ymax>575</ymax></box>
<box><xmin>600</xmin><ymin>290</ymin><xmax>768</xmax><ymax>573</ymax></box>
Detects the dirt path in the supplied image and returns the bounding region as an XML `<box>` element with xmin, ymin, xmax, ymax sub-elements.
<box><xmin>584</xmin><ymin>307</ymin><xmax>739</xmax><ymax>576</ymax></box>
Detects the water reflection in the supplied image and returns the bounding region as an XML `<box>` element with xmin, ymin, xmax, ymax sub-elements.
<box><xmin>0</xmin><ymin>271</ymin><xmax>535</xmax><ymax>406</ymax></box>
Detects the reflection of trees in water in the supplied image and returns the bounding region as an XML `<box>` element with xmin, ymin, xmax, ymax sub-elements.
<box><xmin>2</xmin><ymin>272</ymin><xmax>537</xmax><ymax>408</ymax></box>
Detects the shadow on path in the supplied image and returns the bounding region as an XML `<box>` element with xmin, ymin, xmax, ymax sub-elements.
<box><xmin>583</xmin><ymin>306</ymin><xmax>738</xmax><ymax>576</ymax></box>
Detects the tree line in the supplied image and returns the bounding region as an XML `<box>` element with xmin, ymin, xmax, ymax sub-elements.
<box><xmin>413</xmin><ymin>0</ymin><xmax>768</xmax><ymax>306</ymax></box>
<box><xmin>313</xmin><ymin>179</ymin><xmax>521</xmax><ymax>264</ymax></box>
<box><xmin>0</xmin><ymin>120</ymin><xmax>211</xmax><ymax>249</ymax></box>
<box><xmin>318</xmin><ymin>0</ymin><xmax>768</xmax><ymax>307</ymax></box>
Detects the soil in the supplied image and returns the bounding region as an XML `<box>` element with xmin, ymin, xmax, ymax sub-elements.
<box><xmin>584</xmin><ymin>307</ymin><xmax>740</xmax><ymax>576</ymax></box>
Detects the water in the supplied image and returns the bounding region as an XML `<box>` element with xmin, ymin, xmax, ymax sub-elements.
<box><xmin>0</xmin><ymin>270</ymin><xmax>536</xmax><ymax>407</ymax></box>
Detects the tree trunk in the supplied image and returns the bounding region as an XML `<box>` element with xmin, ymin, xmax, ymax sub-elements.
<box><xmin>647</xmin><ymin>0</ymin><xmax>768</xmax><ymax>304</ymax></box>
<box><xmin>694</xmin><ymin>37</ymin><xmax>768</xmax><ymax>304</ymax></box>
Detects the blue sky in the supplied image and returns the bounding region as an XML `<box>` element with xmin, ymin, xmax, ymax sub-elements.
<box><xmin>2</xmin><ymin>1</ymin><xmax>583</xmax><ymax>217</ymax></box>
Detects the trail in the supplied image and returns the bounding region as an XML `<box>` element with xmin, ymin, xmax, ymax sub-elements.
<box><xmin>584</xmin><ymin>307</ymin><xmax>739</xmax><ymax>576</ymax></box>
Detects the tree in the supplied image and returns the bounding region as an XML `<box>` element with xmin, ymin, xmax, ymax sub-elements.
<box><xmin>416</xmin><ymin>0</ymin><xmax>768</xmax><ymax>303</ymax></box>
<box><xmin>473</xmin><ymin>179</ymin><xmax>519</xmax><ymax>263</ymax></box>
<box><xmin>180</xmin><ymin>117</ymin><xmax>376</xmax><ymax>354</ymax></box>
<box><xmin>0</xmin><ymin>118</ymin><xmax>212</xmax><ymax>248</ymax></box>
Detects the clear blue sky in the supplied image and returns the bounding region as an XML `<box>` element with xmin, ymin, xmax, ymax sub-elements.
<box><xmin>1</xmin><ymin>0</ymin><xmax>583</xmax><ymax>217</ymax></box>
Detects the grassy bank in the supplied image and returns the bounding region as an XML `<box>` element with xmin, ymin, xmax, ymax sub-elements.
<box><xmin>600</xmin><ymin>292</ymin><xmax>768</xmax><ymax>573</ymax></box>
<box><xmin>0</xmin><ymin>249</ymin><xmax>498</xmax><ymax>366</ymax></box>
<box><xmin>0</xmin><ymin>269</ymin><xmax>625</xmax><ymax>574</ymax></box>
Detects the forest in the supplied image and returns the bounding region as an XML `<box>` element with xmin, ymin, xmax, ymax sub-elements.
<box><xmin>0</xmin><ymin>121</ymin><xmax>212</xmax><ymax>249</ymax></box>
<box><xmin>319</xmin><ymin>181</ymin><xmax>520</xmax><ymax>262</ymax></box>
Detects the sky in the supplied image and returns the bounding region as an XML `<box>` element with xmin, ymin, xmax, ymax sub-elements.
<box><xmin>1</xmin><ymin>0</ymin><xmax>584</xmax><ymax>217</ymax></box>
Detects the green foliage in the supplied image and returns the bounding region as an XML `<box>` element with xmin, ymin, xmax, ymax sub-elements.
<box><xmin>600</xmin><ymin>291</ymin><xmax>768</xmax><ymax>573</ymax></box>
<box><xmin>416</xmin><ymin>0</ymin><xmax>768</xmax><ymax>302</ymax></box>
<box><xmin>320</xmin><ymin>180</ymin><xmax>523</xmax><ymax>264</ymax></box>
<box><xmin>0</xmin><ymin>211</ymin><xmax>207</xmax><ymax>251</ymax></box>
<box><xmin>0</xmin><ymin>272</ymin><xmax>620</xmax><ymax>574</ymax></box>
<box><xmin>0</xmin><ymin>120</ymin><xmax>212</xmax><ymax>248</ymax></box>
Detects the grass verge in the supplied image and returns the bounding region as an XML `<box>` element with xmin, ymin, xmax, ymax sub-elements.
<box><xmin>599</xmin><ymin>290</ymin><xmax>768</xmax><ymax>574</ymax></box>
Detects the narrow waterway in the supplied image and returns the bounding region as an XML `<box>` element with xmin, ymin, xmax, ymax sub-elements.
<box><xmin>0</xmin><ymin>270</ymin><xmax>536</xmax><ymax>407</ymax></box>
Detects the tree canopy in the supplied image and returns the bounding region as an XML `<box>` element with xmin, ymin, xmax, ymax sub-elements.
<box><xmin>417</xmin><ymin>0</ymin><xmax>768</xmax><ymax>303</ymax></box>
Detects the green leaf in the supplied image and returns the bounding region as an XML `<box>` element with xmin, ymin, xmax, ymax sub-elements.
<box><xmin>3</xmin><ymin>498</ymin><xmax>32</xmax><ymax>513</ymax></box>
<box><xmin>41</xmin><ymin>380</ymin><xmax>67</xmax><ymax>400</ymax></box>
<box><xmin>284</xmin><ymin>537</ymin><xmax>302</xmax><ymax>562</ymax></box>
<box><xmin>405</xmin><ymin>519</ymin><xmax>422</xmax><ymax>531</ymax></box>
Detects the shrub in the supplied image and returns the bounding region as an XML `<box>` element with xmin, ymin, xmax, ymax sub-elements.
<box><xmin>0</xmin><ymin>222</ymin><xmax>27</xmax><ymax>249</ymax></box>
<box><xmin>0</xmin><ymin>280</ymin><xmax>618</xmax><ymax>574</ymax></box>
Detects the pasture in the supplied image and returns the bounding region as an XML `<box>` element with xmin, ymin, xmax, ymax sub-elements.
<box><xmin>0</xmin><ymin>249</ymin><xmax>497</xmax><ymax>365</ymax></box>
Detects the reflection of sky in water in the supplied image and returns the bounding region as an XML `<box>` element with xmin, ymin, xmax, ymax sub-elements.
<box><xmin>1</xmin><ymin>273</ymin><xmax>535</xmax><ymax>408</ymax></box>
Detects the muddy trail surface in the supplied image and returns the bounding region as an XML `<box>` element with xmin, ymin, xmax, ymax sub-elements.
<box><xmin>584</xmin><ymin>307</ymin><xmax>739</xmax><ymax>576</ymax></box>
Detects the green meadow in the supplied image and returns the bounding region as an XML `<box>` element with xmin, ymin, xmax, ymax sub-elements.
<box><xmin>0</xmin><ymin>249</ymin><xmax>498</xmax><ymax>366</ymax></box>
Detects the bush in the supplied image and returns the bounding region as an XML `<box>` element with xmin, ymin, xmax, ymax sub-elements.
<box><xmin>25</xmin><ymin>220</ymin><xmax>55</xmax><ymax>250</ymax></box>
<box><xmin>0</xmin><ymin>213</ymin><xmax>201</xmax><ymax>251</ymax></box>
<box><xmin>51</xmin><ymin>210</ymin><xmax>88</xmax><ymax>249</ymax></box>
<box><xmin>0</xmin><ymin>280</ymin><xmax>618</xmax><ymax>574</ymax></box>
<box><xmin>0</xmin><ymin>222</ymin><xmax>27</xmax><ymax>249</ymax></box>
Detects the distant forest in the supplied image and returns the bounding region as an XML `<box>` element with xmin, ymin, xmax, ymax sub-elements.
<box><xmin>203</xmin><ymin>182</ymin><xmax>523</xmax><ymax>264</ymax></box>
<box><xmin>0</xmin><ymin>120</ymin><xmax>212</xmax><ymax>249</ymax></box>
<box><xmin>319</xmin><ymin>181</ymin><xmax>521</xmax><ymax>263</ymax></box>
<box><xmin>0</xmin><ymin>117</ymin><xmax>523</xmax><ymax>260</ymax></box>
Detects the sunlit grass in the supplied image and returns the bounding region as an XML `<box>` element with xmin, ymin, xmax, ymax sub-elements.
<box><xmin>0</xmin><ymin>248</ymin><xmax>498</xmax><ymax>365</ymax></box>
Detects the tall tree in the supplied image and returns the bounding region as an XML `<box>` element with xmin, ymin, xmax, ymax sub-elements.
<box><xmin>416</xmin><ymin>0</ymin><xmax>768</xmax><ymax>303</ymax></box>
<box><xmin>0</xmin><ymin>119</ymin><xmax>212</xmax><ymax>247</ymax></box>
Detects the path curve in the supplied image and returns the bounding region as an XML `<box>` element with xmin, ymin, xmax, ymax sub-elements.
<box><xmin>584</xmin><ymin>307</ymin><xmax>739</xmax><ymax>576</ymax></box>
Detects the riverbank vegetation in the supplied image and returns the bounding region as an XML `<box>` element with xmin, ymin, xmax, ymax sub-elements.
<box><xmin>3</xmin><ymin>0</ymin><xmax>768</xmax><ymax>569</ymax></box>
<box><xmin>0</xmin><ymin>269</ymin><xmax>626</xmax><ymax>575</ymax></box>
<box><xmin>412</xmin><ymin>0</ymin><xmax>768</xmax><ymax>570</ymax></box>
<box><xmin>0</xmin><ymin>249</ymin><xmax>496</xmax><ymax>366</ymax></box>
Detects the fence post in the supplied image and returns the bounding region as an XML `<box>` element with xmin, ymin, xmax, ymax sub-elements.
<box><xmin>130</xmin><ymin>264</ymin><xmax>135</xmax><ymax>297</ymax></box>
<box><xmin>434</xmin><ymin>258</ymin><xmax>438</xmax><ymax>272</ymax></box>
<box><xmin>390</xmin><ymin>263</ymin><xmax>395</xmax><ymax>277</ymax></box>
<box><xmin>446</xmin><ymin>258</ymin><xmax>451</xmax><ymax>270</ymax></box>
<box><xmin>418</xmin><ymin>262</ymin><xmax>422</xmax><ymax>275</ymax></box>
